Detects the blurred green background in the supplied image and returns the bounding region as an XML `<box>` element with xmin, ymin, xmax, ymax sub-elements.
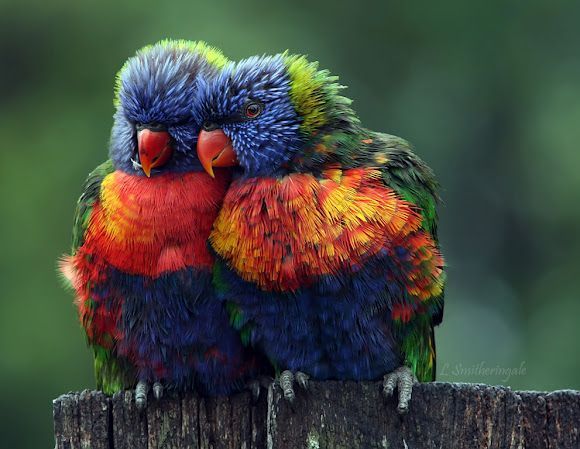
<box><xmin>2</xmin><ymin>0</ymin><xmax>580</xmax><ymax>447</ymax></box>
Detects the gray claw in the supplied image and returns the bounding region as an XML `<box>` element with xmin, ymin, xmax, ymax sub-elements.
<box><xmin>248</xmin><ymin>380</ymin><xmax>261</xmax><ymax>400</ymax></box>
<box><xmin>153</xmin><ymin>382</ymin><xmax>163</xmax><ymax>400</ymax></box>
<box><xmin>135</xmin><ymin>381</ymin><xmax>149</xmax><ymax>410</ymax></box>
<box><xmin>279</xmin><ymin>370</ymin><xmax>295</xmax><ymax>402</ymax></box>
<box><xmin>279</xmin><ymin>370</ymin><xmax>309</xmax><ymax>402</ymax></box>
<box><xmin>247</xmin><ymin>376</ymin><xmax>274</xmax><ymax>400</ymax></box>
<box><xmin>383</xmin><ymin>366</ymin><xmax>417</xmax><ymax>414</ymax></box>
<box><xmin>295</xmin><ymin>371</ymin><xmax>309</xmax><ymax>389</ymax></box>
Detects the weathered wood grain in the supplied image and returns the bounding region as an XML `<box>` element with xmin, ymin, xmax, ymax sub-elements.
<box><xmin>53</xmin><ymin>382</ymin><xmax>580</xmax><ymax>449</ymax></box>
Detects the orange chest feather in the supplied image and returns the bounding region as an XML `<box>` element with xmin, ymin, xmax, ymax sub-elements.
<box><xmin>210</xmin><ymin>167</ymin><xmax>422</xmax><ymax>291</ymax></box>
<box><xmin>81</xmin><ymin>170</ymin><xmax>230</xmax><ymax>277</ymax></box>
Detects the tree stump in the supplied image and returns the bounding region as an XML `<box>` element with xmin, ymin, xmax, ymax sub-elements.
<box><xmin>53</xmin><ymin>382</ymin><xmax>580</xmax><ymax>449</ymax></box>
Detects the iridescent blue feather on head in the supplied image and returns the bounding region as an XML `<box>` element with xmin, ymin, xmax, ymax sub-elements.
<box><xmin>193</xmin><ymin>55</ymin><xmax>303</xmax><ymax>177</ymax></box>
<box><xmin>110</xmin><ymin>40</ymin><xmax>228</xmax><ymax>175</ymax></box>
<box><xmin>194</xmin><ymin>52</ymin><xmax>359</xmax><ymax>178</ymax></box>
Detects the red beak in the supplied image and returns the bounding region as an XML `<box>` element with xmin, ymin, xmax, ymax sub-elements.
<box><xmin>197</xmin><ymin>129</ymin><xmax>238</xmax><ymax>178</ymax></box>
<box><xmin>137</xmin><ymin>129</ymin><xmax>173</xmax><ymax>177</ymax></box>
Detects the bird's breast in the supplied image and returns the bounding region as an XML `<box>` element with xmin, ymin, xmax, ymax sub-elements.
<box><xmin>210</xmin><ymin>167</ymin><xmax>422</xmax><ymax>292</ymax></box>
<box><xmin>80</xmin><ymin>169</ymin><xmax>230</xmax><ymax>277</ymax></box>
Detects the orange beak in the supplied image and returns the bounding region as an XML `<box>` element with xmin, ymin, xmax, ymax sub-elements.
<box><xmin>137</xmin><ymin>129</ymin><xmax>173</xmax><ymax>177</ymax></box>
<box><xmin>196</xmin><ymin>129</ymin><xmax>238</xmax><ymax>178</ymax></box>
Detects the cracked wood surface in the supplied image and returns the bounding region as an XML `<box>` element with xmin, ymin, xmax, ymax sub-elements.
<box><xmin>53</xmin><ymin>382</ymin><xmax>580</xmax><ymax>449</ymax></box>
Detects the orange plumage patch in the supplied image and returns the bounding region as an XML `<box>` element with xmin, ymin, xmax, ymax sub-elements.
<box><xmin>74</xmin><ymin>169</ymin><xmax>230</xmax><ymax>277</ymax></box>
<box><xmin>395</xmin><ymin>232</ymin><xmax>445</xmax><ymax>301</ymax></box>
<box><xmin>210</xmin><ymin>166</ymin><xmax>423</xmax><ymax>291</ymax></box>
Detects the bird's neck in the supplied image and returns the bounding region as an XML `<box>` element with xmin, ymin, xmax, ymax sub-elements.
<box><xmin>288</xmin><ymin>115</ymin><xmax>366</xmax><ymax>173</ymax></box>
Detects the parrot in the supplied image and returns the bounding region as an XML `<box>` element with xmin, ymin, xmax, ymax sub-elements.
<box><xmin>59</xmin><ymin>40</ymin><xmax>269</xmax><ymax>409</ymax></box>
<box><xmin>192</xmin><ymin>53</ymin><xmax>445</xmax><ymax>412</ymax></box>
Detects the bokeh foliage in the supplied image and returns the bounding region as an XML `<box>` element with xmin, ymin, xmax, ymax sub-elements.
<box><xmin>1</xmin><ymin>0</ymin><xmax>579</xmax><ymax>447</ymax></box>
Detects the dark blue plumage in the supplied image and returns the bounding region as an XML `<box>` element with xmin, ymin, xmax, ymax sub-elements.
<box><xmin>91</xmin><ymin>267</ymin><xmax>257</xmax><ymax>394</ymax></box>
<box><xmin>214</xmin><ymin>252</ymin><xmax>404</xmax><ymax>380</ymax></box>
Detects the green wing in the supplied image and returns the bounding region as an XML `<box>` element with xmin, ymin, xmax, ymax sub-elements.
<box><xmin>71</xmin><ymin>159</ymin><xmax>114</xmax><ymax>253</ymax></box>
<box><xmin>70</xmin><ymin>160</ymin><xmax>132</xmax><ymax>393</ymax></box>
<box><xmin>371</xmin><ymin>133</ymin><xmax>440</xmax><ymax>240</ymax></box>
<box><xmin>369</xmin><ymin>133</ymin><xmax>444</xmax><ymax>382</ymax></box>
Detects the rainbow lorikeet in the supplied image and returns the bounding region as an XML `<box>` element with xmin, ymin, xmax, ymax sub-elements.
<box><xmin>193</xmin><ymin>54</ymin><xmax>445</xmax><ymax>412</ymax></box>
<box><xmin>60</xmin><ymin>40</ymin><xmax>268</xmax><ymax>409</ymax></box>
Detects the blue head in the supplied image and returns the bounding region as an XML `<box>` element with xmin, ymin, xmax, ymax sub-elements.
<box><xmin>194</xmin><ymin>53</ymin><xmax>351</xmax><ymax>178</ymax></box>
<box><xmin>110</xmin><ymin>40</ymin><xmax>228</xmax><ymax>176</ymax></box>
<box><xmin>193</xmin><ymin>55</ymin><xmax>306</xmax><ymax>178</ymax></box>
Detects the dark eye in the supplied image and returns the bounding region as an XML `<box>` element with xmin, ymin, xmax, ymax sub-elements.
<box><xmin>244</xmin><ymin>101</ymin><xmax>263</xmax><ymax>119</ymax></box>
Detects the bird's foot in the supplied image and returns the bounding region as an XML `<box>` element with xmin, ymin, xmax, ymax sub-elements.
<box><xmin>278</xmin><ymin>370</ymin><xmax>309</xmax><ymax>402</ymax></box>
<box><xmin>135</xmin><ymin>380</ymin><xmax>149</xmax><ymax>410</ymax></box>
<box><xmin>247</xmin><ymin>376</ymin><xmax>274</xmax><ymax>400</ymax></box>
<box><xmin>153</xmin><ymin>381</ymin><xmax>163</xmax><ymax>400</ymax></box>
<box><xmin>383</xmin><ymin>366</ymin><xmax>417</xmax><ymax>414</ymax></box>
<box><xmin>134</xmin><ymin>380</ymin><xmax>164</xmax><ymax>410</ymax></box>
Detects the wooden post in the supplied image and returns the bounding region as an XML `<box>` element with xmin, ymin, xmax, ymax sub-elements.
<box><xmin>53</xmin><ymin>382</ymin><xmax>580</xmax><ymax>449</ymax></box>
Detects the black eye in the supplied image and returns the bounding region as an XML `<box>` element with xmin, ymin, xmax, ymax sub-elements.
<box><xmin>244</xmin><ymin>101</ymin><xmax>263</xmax><ymax>119</ymax></box>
